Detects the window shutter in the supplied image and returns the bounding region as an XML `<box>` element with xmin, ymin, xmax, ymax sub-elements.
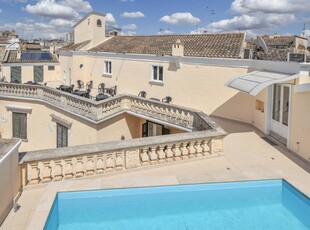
<box><xmin>159</xmin><ymin>66</ymin><xmax>163</xmax><ymax>81</ymax></box>
<box><xmin>20</xmin><ymin>114</ymin><xmax>27</xmax><ymax>139</ymax></box>
<box><xmin>57</xmin><ymin>125</ymin><xmax>62</xmax><ymax>148</ymax></box>
<box><xmin>57</xmin><ymin>124</ymin><xmax>68</xmax><ymax>148</ymax></box>
<box><xmin>142</xmin><ymin>122</ymin><xmax>148</xmax><ymax>137</ymax></box>
<box><xmin>11</xmin><ymin>66</ymin><xmax>21</xmax><ymax>83</ymax></box>
<box><xmin>34</xmin><ymin>66</ymin><xmax>44</xmax><ymax>82</ymax></box>
<box><xmin>12</xmin><ymin>113</ymin><xmax>20</xmax><ymax>138</ymax></box>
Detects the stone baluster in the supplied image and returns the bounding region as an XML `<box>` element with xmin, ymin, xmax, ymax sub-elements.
<box><xmin>63</xmin><ymin>159</ymin><xmax>74</xmax><ymax>179</ymax></box>
<box><xmin>195</xmin><ymin>140</ymin><xmax>204</xmax><ymax>157</ymax></box>
<box><xmin>75</xmin><ymin>157</ymin><xmax>84</xmax><ymax>178</ymax></box>
<box><xmin>115</xmin><ymin>152</ymin><xmax>124</xmax><ymax>171</ymax></box>
<box><xmin>106</xmin><ymin>154</ymin><xmax>115</xmax><ymax>172</ymax></box>
<box><xmin>96</xmin><ymin>154</ymin><xmax>105</xmax><ymax>173</ymax></box>
<box><xmin>180</xmin><ymin>143</ymin><xmax>189</xmax><ymax>159</ymax></box>
<box><xmin>28</xmin><ymin>163</ymin><xmax>40</xmax><ymax>185</ymax></box>
<box><xmin>140</xmin><ymin>148</ymin><xmax>150</xmax><ymax>166</ymax></box>
<box><xmin>157</xmin><ymin>146</ymin><xmax>166</xmax><ymax>163</ymax></box>
<box><xmin>86</xmin><ymin>156</ymin><xmax>95</xmax><ymax>175</ymax></box>
<box><xmin>165</xmin><ymin>145</ymin><xmax>174</xmax><ymax>162</ymax></box>
<box><xmin>53</xmin><ymin>160</ymin><xmax>63</xmax><ymax>181</ymax></box>
<box><xmin>41</xmin><ymin>161</ymin><xmax>52</xmax><ymax>183</ymax></box>
<box><xmin>173</xmin><ymin>143</ymin><xmax>182</xmax><ymax>160</ymax></box>
<box><xmin>149</xmin><ymin>147</ymin><xmax>158</xmax><ymax>165</ymax></box>
<box><xmin>201</xmin><ymin>139</ymin><xmax>210</xmax><ymax>155</ymax></box>
<box><xmin>187</xmin><ymin>142</ymin><xmax>197</xmax><ymax>158</ymax></box>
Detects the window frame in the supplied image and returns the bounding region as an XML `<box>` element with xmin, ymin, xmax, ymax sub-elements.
<box><xmin>57</xmin><ymin>123</ymin><xmax>68</xmax><ymax>148</ymax></box>
<box><xmin>12</xmin><ymin>112</ymin><xmax>27</xmax><ymax>140</ymax></box>
<box><xmin>151</xmin><ymin>65</ymin><xmax>164</xmax><ymax>83</ymax></box>
<box><xmin>103</xmin><ymin>61</ymin><xmax>112</xmax><ymax>76</ymax></box>
<box><xmin>142</xmin><ymin>121</ymin><xmax>169</xmax><ymax>137</ymax></box>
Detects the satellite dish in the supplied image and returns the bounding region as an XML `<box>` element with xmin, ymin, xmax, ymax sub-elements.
<box><xmin>257</xmin><ymin>36</ymin><xmax>269</xmax><ymax>54</ymax></box>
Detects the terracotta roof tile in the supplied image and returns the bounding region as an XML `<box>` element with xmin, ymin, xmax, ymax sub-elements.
<box><xmin>59</xmin><ymin>40</ymin><xmax>91</xmax><ymax>51</ymax></box>
<box><xmin>89</xmin><ymin>33</ymin><xmax>245</xmax><ymax>58</ymax></box>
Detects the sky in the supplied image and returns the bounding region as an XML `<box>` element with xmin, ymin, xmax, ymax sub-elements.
<box><xmin>0</xmin><ymin>0</ymin><xmax>310</xmax><ymax>40</ymax></box>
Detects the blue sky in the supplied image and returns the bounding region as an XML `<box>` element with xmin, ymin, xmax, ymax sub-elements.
<box><xmin>0</xmin><ymin>0</ymin><xmax>310</xmax><ymax>39</ymax></box>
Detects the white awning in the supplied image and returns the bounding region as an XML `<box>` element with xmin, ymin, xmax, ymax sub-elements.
<box><xmin>225</xmin><ymin>70</ymin><xmax>300</xmax><ymax>96</ymax></box>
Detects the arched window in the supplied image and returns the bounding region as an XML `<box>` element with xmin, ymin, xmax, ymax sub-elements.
<box><xmin>97</xmin><ymin>19</ymin><xmax>102</xmax><ymax>27</ymax></box>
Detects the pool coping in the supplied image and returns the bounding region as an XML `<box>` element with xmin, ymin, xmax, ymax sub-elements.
<box><xmin>28</xmin><ymin>177</ymin><xmax>310</xmax><ymax>230</ymax></box>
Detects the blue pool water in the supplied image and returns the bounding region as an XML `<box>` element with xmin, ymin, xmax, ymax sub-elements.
<box><xmin>44</xmin><ymin>180</ymin><xmax>310</xmax><ymax>230</ymax></box>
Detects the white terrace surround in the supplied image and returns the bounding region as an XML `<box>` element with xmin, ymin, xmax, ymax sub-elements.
<box><xmin>0</xmin><ymin>82</ymin><xmax>226</xmax><ymax>185</ymax></box>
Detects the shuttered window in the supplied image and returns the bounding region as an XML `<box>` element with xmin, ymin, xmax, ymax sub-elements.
<box><xmin>57</xmin><ymin>123</ymin><xmax>68</xmax><ymax>148</ymax></box>
<box><xmin>11</xmin><ymin>66</ymin><xmax>21</xmax><ymax>83</ymax></box>
<box><xmin>12</xmin><ymin>113</ymin><xmax>27</xmax><ymax>139</ymax></box>
<box><xmin>34</xmin><ymin>66</ymin><xmax>44</xmax><ymax>82</ymax></box>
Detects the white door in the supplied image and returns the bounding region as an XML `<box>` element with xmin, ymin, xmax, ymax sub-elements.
<box><xmin>270</xmin><ymin>84</ymin><xmax>291</xmax><ymax>144</ymax></box>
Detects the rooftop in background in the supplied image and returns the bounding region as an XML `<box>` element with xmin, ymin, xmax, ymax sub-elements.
<box><xmin>87</xmin><ymin>33</ymin><xmax>245</xmax><ymax>58</ymax></box>
<box><xmin>0</xmin><ymin>139</ymin><xmax>20</xmax><ymax>161</ymax></box>
<box><xmin>246</xmin><ymin>35</ymin><xmax>309</xmax><ymax>62</ymax></box>
<box><xmin>3</xmin><ymin>51</ymin><xmax>59</xmax><ymax>63</ymax></box>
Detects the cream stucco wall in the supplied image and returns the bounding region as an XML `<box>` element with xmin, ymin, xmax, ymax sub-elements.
<box><xmin>289</xmin><ymin>90</ymin><xmax>310</xmax><ymax>160</ymax></box>
<box><xmin>252</xmin><ymin>89</ymin><xmax>267</xmax><ymax>132</ymax></box>
<box><xmin>0</xmin><ymin>99</ymin><xmax>184</xmax><ymax>152</ymax></box>
<box><xmin>0</xmin><ymin>100</ymin><xmax>97</xmax><ymax>152</ymax></box>
<box><xmin>65</xmin><ymin>55</ymin><xmax>253</xmax><ymax>123</ymax></box>
<box><xmin>0</xmin><ymin>144</ymin><xmax>21</xmax><ymax>225</ymax></box>
<box><xmin>74</xmin><ymin>13</ymin><xmax>106</xmax><ymax>47</ymax></box>
<box><xmin>1</xmin><ymin>64</ymin><xmax>60</xmax><ymax>83</ymax></box>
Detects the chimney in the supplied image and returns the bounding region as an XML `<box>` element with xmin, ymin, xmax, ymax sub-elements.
<box><xmin>172</xmin><ymin>39</ymin><xmax>184</xmax><ymax>56</ymax></box>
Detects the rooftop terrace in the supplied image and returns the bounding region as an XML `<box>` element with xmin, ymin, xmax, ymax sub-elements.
<box><xmin>1</xmin><ymin>118</ymin><xmax>310</xmax><ymax>229</ymax></box>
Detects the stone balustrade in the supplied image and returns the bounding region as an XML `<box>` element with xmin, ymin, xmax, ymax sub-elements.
<box><xmin>20</xmin><ymin>130</ymin><xmax>226</xmax><ymax>186</ymax></box>
<box><xmin>0</xmin><ymin>83</ymin><xmax>211</xmax><ymax>130</ymax></box>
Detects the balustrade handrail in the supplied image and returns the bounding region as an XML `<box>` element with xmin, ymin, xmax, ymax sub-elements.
<box><xmin>0</xmin><ymin>82</ymin><xmax>216</xmax><ymax>131</ymax></box>
<box><xmin>20</xmin><ymin>129</ymin><xmax>226</xmax><ymax>164</ymax></box>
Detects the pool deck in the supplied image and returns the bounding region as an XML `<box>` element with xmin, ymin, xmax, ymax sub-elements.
<box><xmin>2</xmin><ymin>118</ymin><xmax>310</xmax><ymax>229</ymax></box>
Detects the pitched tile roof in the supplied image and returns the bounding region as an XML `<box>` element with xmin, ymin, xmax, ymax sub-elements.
<box><xmin>59</xmin><ymin>40</ymin><xmax>91</xmax><ymax>51</ymax></box>
<box><xmin>89</xmin><ymin>33</ymin><xmax>245</xmax><ymax>58</ymax></box>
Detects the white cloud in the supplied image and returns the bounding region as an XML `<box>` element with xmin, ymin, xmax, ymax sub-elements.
<box><xmin>122</xmin><ymin>24</ymin><xmax>137</xmax><ymax>30</ymax></box>
<box><xmin>105</xmin><ymin>13</ymin><xmax>117</xmax><ymax>26</ymax></box>
<box><xmin>157</xmin><ymin>29</ymin><xmax>174</xmax><ymax>35</ymax></box>
<box><xmin>121</xmin><ymin>31</ymin><xmax>136</xmax><ymax>36</ymax></box>
<box><xmin>201</xmin><ymin>0</ymin><xmax>305</xmax><ymax>37</ymax></box>
<box><xmin>120</xmin><ymin>11</ymin><xmax>145</xmax><ymax>18</ymax></box>
<box><xmin>231</xmin><ymin>0</ymin><xmax>310</xmax><ymax>14</ymax></box>
<box><xmin>25</xmin><ymin>0</ymin><xmax>92</xmax><ymax>20</ymax></box>
<box><xmin>159</xmin><ymin>12</ymin><xmax>200</xmax><ymax>25</ymax></box>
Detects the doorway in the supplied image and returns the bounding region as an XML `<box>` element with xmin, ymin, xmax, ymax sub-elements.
<box><xmin>270</xmin><ymin>84</ymin><xmax>291</xmax><ymax>144</ymax></box>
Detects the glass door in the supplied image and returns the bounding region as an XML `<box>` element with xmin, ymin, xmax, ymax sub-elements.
<box><xmin>270</xmin><ymin>84</ymin><xmax>291</xmax><ymax>144</ymax></box>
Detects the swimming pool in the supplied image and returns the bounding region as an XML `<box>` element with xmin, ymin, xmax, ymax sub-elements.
<box><xmin>44</xmin><ymin>180</ymin><xmax>310</xmax><ymax>230</ymax></box>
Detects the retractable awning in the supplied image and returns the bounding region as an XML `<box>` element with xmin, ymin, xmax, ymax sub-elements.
<box><xmin>225</xmin><ymin>70</ymin><xmax>300</xmax><ymax>96</ymax></box>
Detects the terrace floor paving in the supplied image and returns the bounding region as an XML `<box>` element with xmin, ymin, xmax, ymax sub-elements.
<box><xmin>1</xmin><ymin>118</ymin><xmax>310</xmax><ymax>229</ymax></box>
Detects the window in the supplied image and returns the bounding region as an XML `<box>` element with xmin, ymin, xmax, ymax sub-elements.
<box><xmin>142</xmin><ymin>121</ymin><xmax>169</xmax><ymax>137</ymax></box>
<box><xmin>151</xmin><ymin>65</ymin><xmax>163</xmax><ymax>82</ymax></box>
<box><xmin>57</xmin><ymin>123</ymin><xmax>68</xmax><ymax>148</ymax></box>
<box><xmin>97</xmin><ymin>19</ymin><xmax>102</xmax><ymax>27</ymax></box>
<box><xmin>11</xmin><ymin>66</ymin><xmax>21</xmax><ymax>83</ymax></box>
<box><xmin>12</xmin><ymin>113</ymin><xmax>27</xmax><ymax>139</ymax></box>
<box><xmin>104</xmin><ymin>61</ymin><xmax>112</xmax><ymax>75</ymax></box>
<box><xmin>48</xmin><ymin>66</ymin><xmax>55</xmax><ymax>71</ymax></box>
<box><xmin>33</xmin><ymin>66</ymin><xmax>44</xmax><ymax>82</ymax></box>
